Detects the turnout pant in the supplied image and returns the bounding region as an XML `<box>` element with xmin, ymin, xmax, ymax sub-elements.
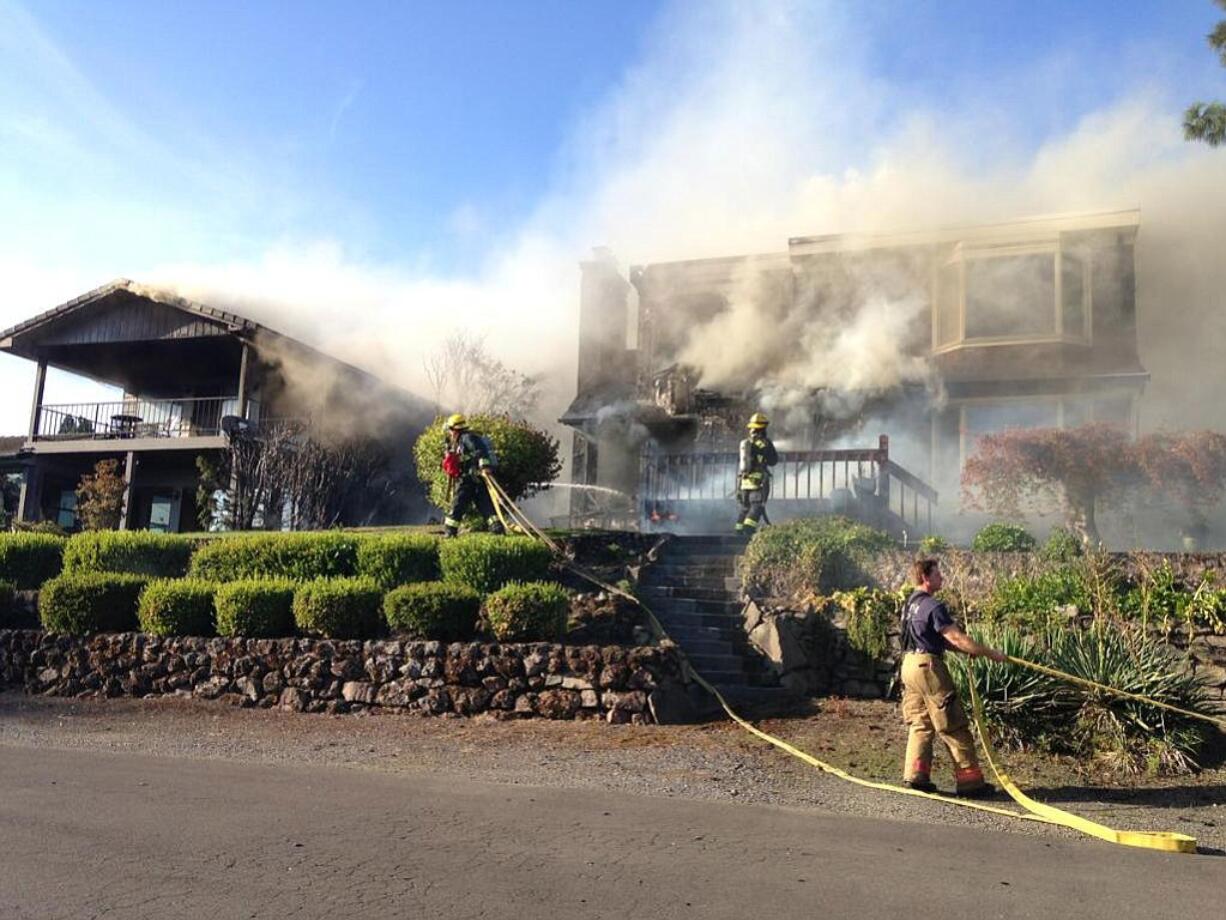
<box><xmin>445</xmin><ymin>476</ymin><xmax>502</xmax><ymax>535</ymax></box>
<box><xmin>735</xmin><ymin>487</ymin><xmax>768</xmax><ymax>531</ymax></box>
<box><xmin>900</xmin><ymin>652</ymin><xmax>986</xmax><ymax>792</ymax></box>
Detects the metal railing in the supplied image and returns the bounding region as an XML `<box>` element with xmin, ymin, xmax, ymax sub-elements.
<box><xmin>34</xmin><ymin>397</ymin><xmax>237</xmax><ymax>441</ymax></box>
<box><xmin>640</xmin><ymin>434</ymin><xmax>938</xmax><ymax>533</ymax></box>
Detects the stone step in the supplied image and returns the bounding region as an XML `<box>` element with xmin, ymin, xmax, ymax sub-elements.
<box><xmin>664</xmin><ymin>535</ymin><xmax>753</xmax><ymax>547</ymax></box>
<box><xmin>686</xmin><ymin>653</ymin><xmax>748</xmax><ymax>674</ymax></box>
<box><xmin>696</xmin><ymin>669</ymin><xmax>748</xmax><ymax>687</ymax></box>
<box><xmin>672</xmin><ymin>638</ymin><xmax>737</xmax><ymax>657</ymax></box>
<box><xmin>649</xmin><ymin>597</ymin><xmax>743</xmax><ymax>616</ymax></box>
<box><xmin>639</xmin><ymin>573</ymin><xmax>736</xmax><ymax>592</ymax></box>
<box><xmin>655</xmin><ymin>610</ymin><xmax>744</xmax><ymax>630</ymax></box>
<box><xmin>639</xmin><ymin>585</ymin><xmax>741</xmax><ymax>603</ymax></box>
<box><xmin>655</xmin><ymin>552</ymin><xmax>743</xmax><ymax>567</ymax></box>
<box><xmin>662</xmin><ymin>624</ymin><xmax>744</xmax><ymax>644</ymax></box>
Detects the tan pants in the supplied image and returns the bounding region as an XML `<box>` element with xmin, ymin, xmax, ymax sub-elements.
<box><xmin>900</xmin><ymin>652</ymin><xmax>985</xmax><ymax>791</ymax></box>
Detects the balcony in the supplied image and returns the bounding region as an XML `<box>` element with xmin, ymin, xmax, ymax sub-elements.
<box><xmin>31</xmin><ymin>397</ymin><xmax>240</xmax><ymax>448</ymax></box>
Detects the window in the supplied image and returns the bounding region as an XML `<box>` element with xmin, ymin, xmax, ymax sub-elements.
<box><xmin>964</xmin><ymin>254</ymin><xmax>1055</xmax><ymax>338</ymax></box>
<box><xmin>934</xmin><ymin>240</ymin><xmax>1091</xmax><ymax>350</ymax></box>
<box><xmin>958</xmin><ymin>392</ymin><xmax>1135</xmax><ymax>464</ymax></box>
<box><xmin>56</xmin><ymin>490</ymin><xmax>78</xmax><ymax>530</ymax></box>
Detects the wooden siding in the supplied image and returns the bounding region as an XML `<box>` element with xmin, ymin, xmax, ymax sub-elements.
<box><xmin>34</xmin><ymin>298</ymin><xmax>228</xmax><ymax>347</ymax></box>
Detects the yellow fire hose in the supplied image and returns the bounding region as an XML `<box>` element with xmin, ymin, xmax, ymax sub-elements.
<box><xmin>480</xmin><ymin>471</ymin><xmax>1214</xmax><ymax>854</ymax></box>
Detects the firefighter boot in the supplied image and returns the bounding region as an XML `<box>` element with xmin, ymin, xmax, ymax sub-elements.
<box><xmin>487</xmin><ymin>516</ymin><xmax>505</xmax><ymax>536</ymax></box>
<box><xmin>443</xmin><ymin>516</ymin><xmax>460</xmax><ymax>538</ymax></box>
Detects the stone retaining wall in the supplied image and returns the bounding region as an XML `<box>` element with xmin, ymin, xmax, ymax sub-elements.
<box><xmin>0</xmin><ymin>630</ymin><xmax>688</xmax><ymax>724</ymax></box>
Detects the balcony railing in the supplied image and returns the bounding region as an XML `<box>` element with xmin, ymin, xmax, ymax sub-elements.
<box><xmin>639</xmin><ymin>434</ymin><xmax>938</xmax><ymax>535</ymax></box>
<box><xmin>34</xmin><ymin>397</ymin><xmax>238</xmax><ymax>441</ymax></box>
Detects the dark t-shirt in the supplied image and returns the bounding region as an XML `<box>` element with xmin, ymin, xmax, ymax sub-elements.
<box><xmin>902</xmin><ymin>589</ymin><xmax>955</xmax><ymax>655</ymax></box>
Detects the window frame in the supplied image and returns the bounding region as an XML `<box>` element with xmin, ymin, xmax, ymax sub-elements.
<box><xmin>932</xmin><ymin>239</ymin><xmax>1093</xmax><ymax>352</ymax></box>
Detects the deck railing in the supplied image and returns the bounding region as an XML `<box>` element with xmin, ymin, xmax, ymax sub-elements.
<box><xmin>34</xmin><ymin>397</ymin><xmax>238</xmax><ymax>441</ymax></box>
<box><xmin>640</xmin><ymin>434</ymin><xmax>938</xmax><ymax>533</ymax></box>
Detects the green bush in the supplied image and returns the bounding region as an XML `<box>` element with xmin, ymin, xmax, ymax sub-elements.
<box><xmin>39</xmin><ymin>573</ymin><xmax>148</xmax><ymax>634</ymax></box>
<box><xmin>741</xmin><ymin>516</ymin><xmax>893</xmax><ymax>598</ymax></box>
<box><xmin>1039</xmin><ymin>527</ymin><xmax>1083</xmax><ymax>563</ymax></box>
<box><xmin>190</xmin><ymin>532</ymin><xmax>361</xmax><ymax>581</ymax></box>
<box><xmin>137</xmin><ymin>579</ymin><xmax>216</xmax><ymax>637</ymax></box>
<box><xmin>1120</xmin><ymin>562</ymin><xmax>1226</xmax><ymax>637</ymax></box>
<box><xmin>214</xmin><ymin>579</ymin><xmax>297</xmax><ymax>637</ymax></box>
<box><xmin>356</xmin><ymin>534</ymin><xmax>441</xmax><ymax>589</ymax></box>
<box><xmin>413</xmin><ymin>414</ymin><xmax>562</xmax><ymax>519</ymax></box>
<box><xmin>831</xmin><ymin>586</ymin><xmax>905</xmax><ymax>661</ymax></box>
<box><xmin>980</xmin><ymin>566</ymin><xmax>1091</xmax><ymax>630</ymax></box>
<box><xmin>483</xmin><ymin>581</ymin><xmax>570</xmax><ymax>642</ymax></box>
<box><xmin>918</xmin><ymin>534</ymin><xmax>949</xmax><ymax>554</ymax></box>
<box><xmin>439</xmin><ymin>534</ymin><xmax>553</xmax><ymax>593</ymax></box>
<box><xmin>0</xmin><ymin>533</ymin><xmax>65</xmax><ymax>589</ymax></box>
<box><xmin>971</xmin><ymin>522</ymin><xmax>1037</xmax><ymax>553</ymax></box>
<box><xmin>384</xmin><ymin>582</ymin><xmax>481</xmax><ymax>641</ymax></box>
<box><xmin>63</xmin><ymin>531</ymin><xmax>195</xmax><ymax>578</ymax></box>
<box><xmin>954</xmin><ymin>622</ymin><xmax>1216</xmax><ymax>774</ymax></box>
<box><xmin>292</xmin><ymin>578</ymin><xmax>384</xmax><ymax>639</ymax></box>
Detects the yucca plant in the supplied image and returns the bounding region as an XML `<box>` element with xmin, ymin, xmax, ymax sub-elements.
<box><xmin>957</xmin><ymin>621</ymin><xmax>1217</xmax><ymax>774</ymax></box>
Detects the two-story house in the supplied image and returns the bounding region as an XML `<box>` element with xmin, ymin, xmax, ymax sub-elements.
<box><xmin>562</xmin><ymin>209</ymin><xmax>1146</xmax><ymax>531</ymax></box>
<box><xmin>0</xmin><ymin>279</ymin><xmax>432</xmax><ymax>531</ymax></box>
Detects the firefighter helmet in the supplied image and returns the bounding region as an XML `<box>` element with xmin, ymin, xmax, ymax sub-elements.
<box><xmin>747</xmin><ymin>412</ymin><xmax>769</xmax><ymax>430</ymax></box>
<box><xmin>445</xmin><ymin>413</ymin><xmax>469</xmax><ymax>430</ymax></box>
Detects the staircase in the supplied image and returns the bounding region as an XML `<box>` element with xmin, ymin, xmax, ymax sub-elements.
<box><xmin>638</xmin><ymin>535</ymin><xmax>765</xmax><ymax>688</ymax></box>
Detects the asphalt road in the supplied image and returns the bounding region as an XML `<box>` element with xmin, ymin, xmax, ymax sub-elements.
<box><xmin>0</xmin><ymin>745</ymin><xmax>1221</xmax><ymax>920</ymax></box>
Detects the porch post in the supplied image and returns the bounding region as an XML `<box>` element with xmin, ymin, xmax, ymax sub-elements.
<box><xmin>16</xmin><ymin>463</ymin><xmax>42</xmax><ymax>522</ymax></box>
<box><xmin>236</xmin><ymin>342</ymin><xmax>250</xmax><ymax>419</ymax></box>
<box><xmin>119</xmin><ymin>451</ymin><xmax>136</xmax><ymax>530</ymax></box>
<box><xmin>27</xmin><ymin>359</ymin><xmax>47</xmax><ymax>439</ymax></box>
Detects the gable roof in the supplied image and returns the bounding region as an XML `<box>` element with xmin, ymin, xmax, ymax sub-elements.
<box><xmin>0</xmin><ymin>278</ymin><xmax>400</xmax><ymax>395</ymax></box>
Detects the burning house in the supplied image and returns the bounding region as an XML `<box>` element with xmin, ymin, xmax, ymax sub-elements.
<box><xmin>561</xmin><ymin>210</ymin><xmax>1146</xmax><ymax>534</ymax></box>
<box><xmin>0</xmin><ymin>280</ymin><xmax>433</xmax><ymax>531</ymax></box>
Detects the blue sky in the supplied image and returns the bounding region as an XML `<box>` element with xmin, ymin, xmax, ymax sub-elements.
<box><xmin>1</xmin><ymin>0</ymin><xmax>1224</xmax><ymax>430</ymax></box>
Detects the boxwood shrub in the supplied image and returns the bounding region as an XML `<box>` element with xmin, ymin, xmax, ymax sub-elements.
<box><xmin>483</xmin><ymin>581</ymin><xmax>570</xmax><ymax>642</ymax></box>
<box><xmin>384</xmin><ymin>582</ymin><xmax>481</xmax><ymax>641</ymax></box>
<box><xmin>138</xmin><ymin>579</ymin><xmax>217</xmax><ymax>637</ymax></box>
<box><xmin>190</xmin><ymin>532</ymin><xmax>361</xmax><ymax>581</ymax></box>
<box><xmin>214</xmin><ymin>579</ymin><xmax>297</xmax><ymax>638</ymax></box>
<box><xmin>439</xmin><ymin>534</ymin><xmax>552</xmax><ymax>594</ymax></box>
<box><xmin>292</xmin><ymin>577</ymin><xmax>384</xmax><ymax>639</ymax></box>
<box><xmin>0</xmin><ymin>533</ymin><xmax>65</xmax><ymax>589</ymax></box>
<box><xmin>971</xmin><ymin>522</ymin><xmax>1037</xmax><ymax>553</ymax></box>
<box><xmin>64</xmin><ymin>531</ymin><xmax>195</xmax><ymax>578</ymax></box>
<box><xmin>357</xmin><ymin>533</ymin><xmax>441</xmax><ymax>589</ymax></box>
<box><xmin>39</xmin><ymin>573</ymin><xmax>149</xmax><ymax>634</ymax></box>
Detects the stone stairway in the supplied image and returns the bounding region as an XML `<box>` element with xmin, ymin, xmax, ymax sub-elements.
<box><xmin>637</xmin><ymin>535</ymin><xmax>765</xmax><ymax>688</ymax></box>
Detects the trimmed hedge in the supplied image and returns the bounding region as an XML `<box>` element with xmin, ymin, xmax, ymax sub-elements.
<box><xmin>483</xmin><ymin>581</ymin><xmax>570</xmax><ymax>642</ymax></box>
<box><xmin>138</xmin><ymin>579</ymin><xmax>217</xmax><ymax>637</ymax></box>
<box><xmin>292</xmin><ymin>578</ymin><xmax>384</xmax><ymax>639</ymax></box>
<box><xmin>357</xmin><ymin>534</ymin><xmax>441</xmax><ymax>589</ymax></box>
<box><xmin>0</xmin><ymin>533</ymin><xmax>65</xmax><ymax>589</ymax></box>
<box><xmin>439</xmin><ymin>534</ymin><xmax>553</xmax><ymax>594</ymax></box>
<box><xmin>39</xmin><ymin>573</ymin><xmax>148</xmax><ymax>634</ymax></box>
<box><xmin>384</xmin><ymin>582</ymin><xmax>481</xmax><ymax>641</ymax></box>
<box><xmin>214</xmin><ymin>579</ymin><xmax>297</xmax><ymax>638</ymax></box>
<box><xmin>190</xmin><ymin>532</ymin><xmax>361</xmax><ymax>581</ymax></box>
<box><xmin>64</xmin><ymin>531</ymin><xmax>195</xmax><ymax>578</ymax></box>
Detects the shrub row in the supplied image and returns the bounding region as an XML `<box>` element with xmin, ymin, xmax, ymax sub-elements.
<box><xmin>36</xmin><ymin>572</ymin><xmax>569</xmax><ymax>642</ymax></box>
<box><xmin>0</xmin><ymin>531</ymin><xmax>553</xmax><ymax>594</ymax></box>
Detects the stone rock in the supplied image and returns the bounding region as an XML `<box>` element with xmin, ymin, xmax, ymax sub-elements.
<box><xmin>523</xmin><ymin>650</ymin><xmax>548</xmax><ymax>677</ymax></box>
<box><xmin>261</xmin><ymin>671</ymin><xmax>285</xmax><ymax>694</ymax></box>
<box><xmin>749</xmin><ymin>617</ymin><xmax>808</xmax><ymax>674</ymax></box>
<box><xmin>375</xmin><ymin>680</ymin><xmax>415</xmax><ymax>707</ymax></box>
<box><xmin>279</xmin><ymin>687</ymin><xmax>307</xmax><ymax>711</ymax></box>
<box><xmin>560</xmin><ymin>675</ymin><xmax>593</xmax><ymax>691</ymax></box>
<box><xmin>742</xmin><ymin>600</ymin><xmax>764</xmax><ymax>633</ymax></box>
<box><xmin>342</xmin><ymin>681</ymin><xmax>378</xmax><ymax>704</ymax></box>
<box><xmin>579</xmin><ymin>689</ymin><xmax>600</xmax><ymax>708</ymax></box>
<box><xmin>514</xmin><ymin>693</ymin><xmax>536</xmax><ymax>714</ymax></box>
<box><xmin>535</xmin><ymin>689</ymin><xmax>581</xmax><ymax>719</ymax></box>
<box><xmin>234</xmin><ymin>676</ymin><xmax>261</xmax><ymax>702</ymax></box>
<box><xmin>602</xmin><ymin>690</ymin><xmax>646</xmax><ymax>713</ymax></box>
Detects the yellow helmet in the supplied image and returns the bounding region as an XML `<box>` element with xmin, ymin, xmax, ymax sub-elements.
<box><xmin>445</xmin><ymin>413</ymin><xmax>469</xmax><ymax>430</ymax></box>
<box><xmin>747</xmin><ymin>412</ymin><xmax>769</xmax><ymax>430</ymax></box>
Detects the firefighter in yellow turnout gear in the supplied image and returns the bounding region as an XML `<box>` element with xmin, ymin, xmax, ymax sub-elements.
<box><xmin>441</xmin><ymin>414</ymin><xmax>504</xmax><ymax>538</ymax></box>
<box><xmin>734</xmin><ymin>413</ymin><xmax>778</xmax><ymax>534</ymax></box>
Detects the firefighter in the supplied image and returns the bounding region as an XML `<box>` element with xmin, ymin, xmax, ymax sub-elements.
<box><xmin>899</xmin><ymin>558</ymin><xmax>1006</xmax><ymax>796</ymax></box>
<box><xmin>441</xmin><ymin>414</ymin><xmax>504</xmax><ymax>538</ymax></box>
<box><xmin>734</xmin><ymin>412</ymin><xmax>778</xmax><ymax>534</ymax></box>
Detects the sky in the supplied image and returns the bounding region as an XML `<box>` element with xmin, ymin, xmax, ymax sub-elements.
<box><xmin>1</xmin><ymin>0</ymin><xmax>1224</xmax><ymax>433</ymax></box>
